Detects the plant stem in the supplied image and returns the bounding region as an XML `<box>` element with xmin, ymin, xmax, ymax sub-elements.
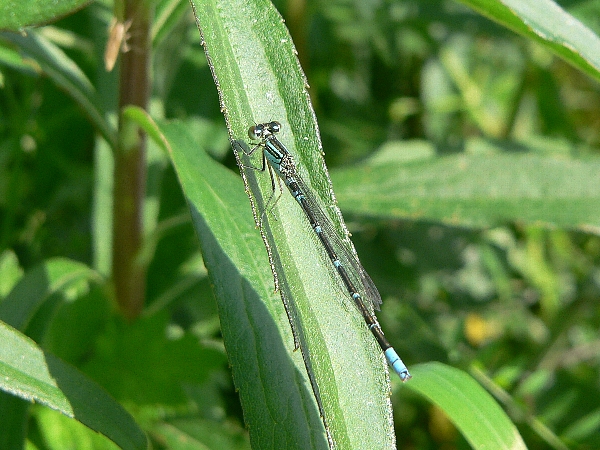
<box><xmin>113</xmin><ymin>0</ymin><xmax>152</xmax><ymax>319</ymax></box>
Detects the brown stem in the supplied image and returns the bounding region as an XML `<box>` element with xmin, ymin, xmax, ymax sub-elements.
<box><xmin>113</xmin><ymin>0</ymin><xmax>151</xmax><ymax>320</ymax></box>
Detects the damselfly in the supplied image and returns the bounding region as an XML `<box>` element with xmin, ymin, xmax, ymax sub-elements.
<box><xmin>238</xmin><ymin>121</ymin><xmax>411</xmax><ymax>382</ymax></box>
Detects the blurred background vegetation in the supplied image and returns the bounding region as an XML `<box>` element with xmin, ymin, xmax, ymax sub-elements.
<box><xmin>1</xmin><ymin>0</ymin><xmax>599</xmax><ymax>449</ymax></box>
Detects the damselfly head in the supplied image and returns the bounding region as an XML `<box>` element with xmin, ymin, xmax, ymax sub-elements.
<box><xmin>249</xmin><ymin>121</ymin><xmax>282</xmax><ymax>140</ymax></box>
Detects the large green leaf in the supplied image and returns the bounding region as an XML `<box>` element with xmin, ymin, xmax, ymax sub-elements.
<box><xmin>128</xmin><ymin>107</ymin><xmax>397</xmax><ymax>448</ymax></box>
<box><xmin>459</xmin><ymin>0</ymin><xmax>600</xmax><ymax>83</ymax></box>
<box><xmin>187</xmin><ymin>0</ymin><xmax>401</xmax><ymax>448</ymax></box>
<box><xmin>0</xmin><ymin>0</ymin><xmax>91</xmax><ymax>31</ymax></box>
<box><xmin>0</xmin><ymin>258</ymin><xmax>145</xmax><ymax>448</ymax></box>
<box><xmin>152</xmin><ymin>118</ymin><xmax>329</xmax><ymax>449</ymax></box>
<box><xmin>331</xmin><ymin>140</ymin><xmax>600</xmax><ymax>231</ymax></box>
<box><xmin>0</xmin><ymin>320</ymin><xmax>148</xmax><ymax>450</ymax></box>
<box><xmin>407</xmin><ymin>363</ymin><xmax>527</xmax><ymax>450</ymax></box>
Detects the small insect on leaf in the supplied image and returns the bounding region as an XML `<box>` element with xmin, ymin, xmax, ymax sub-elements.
<box><xmin>104</xmin><ymin>17</ymin><xmax>132</xmax><ymax>72</ymax></box>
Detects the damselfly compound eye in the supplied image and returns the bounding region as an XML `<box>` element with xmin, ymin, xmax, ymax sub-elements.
<box><xmin>267</xmin><ymin>121</ymin><xmax>281</xmax><ymax>134</ymax></box>
<box><xmin>248</xmin><ymin>124</ymin><xmax>265</xmax><ymax>140</ymax></box>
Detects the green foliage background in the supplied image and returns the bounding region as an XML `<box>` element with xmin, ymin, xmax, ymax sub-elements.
<box><xmin>1</xmin><ymin>0</ymin><xmax>599</xmax><ymax>449</ymax></box>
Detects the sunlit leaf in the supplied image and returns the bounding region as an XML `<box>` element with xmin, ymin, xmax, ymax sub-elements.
<box><xmin>0</xmin><ymin>0</ymin><xmax>91</xmax><ymax>31</ymax></box>
<box><xmin>407</xmin><ymin>363</ymin><xmax>527</xmax><ymax>450</ymax></box>
<box><xmin>0</xmin><ymin>321</ymin><xmax>148</xmax><ymax>450</ymax></box>
<box><xmin>459</xmin><ymin>0</ymin><xmax>600</xmax><ymax>82</ymax></box>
